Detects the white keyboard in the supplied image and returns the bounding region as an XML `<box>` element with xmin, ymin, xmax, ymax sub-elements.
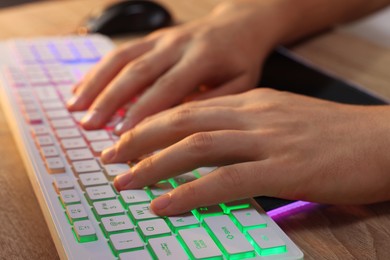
<box><xmin>0</xmin><ymin>35</ymin><xmax>304</xmax><ymax>260</ymax></box>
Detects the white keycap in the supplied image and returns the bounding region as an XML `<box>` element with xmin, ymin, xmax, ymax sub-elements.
<box><xmin>36</xmin><ymin>135</ymin><xmax>54</xmax><ymax>146</ymax></box>
<box><xmin>41</xmin><ymin>100</ymin><xmax>65</xmax><ymax>110</ymax></box>
<box><xmin>46</xmin><ymin>157</ymin><xmax>65</xmax><ymax>173</ymax></box>
<box><xmin>196</xmin><ymin>167</ymin><xmax>217</xmax><ymax>177</ymax></box>
<box><xmin>178</xmin><ymin>227</ymin><xmax>222</xmax><ymax>259</ymax></box>
<box><xmin>79</xmin><ymin>172</ymin><xmax>108</xmax><ymax>187</ymax></box>
<box><xmin>173</xmin><ymin>172</ymin><xmax>197</xmax><ymax>186</ymax></box>
<box><xmin>85</xmin><ymin>185</ymin><xmax>116</xmax><ymax>201</ymax></box>
<box><xmin>30</xmin><ymin>125</ymin><xmax>50</xmax><ymax>136</ymax></box>
<box><xmin>56</xmin><ymin>128</ymin><xmax>81</xmax><ymax>139</ymax></box>
<box><xmin>138</xmin><ymin>219</ymin><xmax>171</xmax><ymax>237</ymax></box>
<box><xmin>103</xmin><ymin>163</ymin><xmax>130</xmax><ymax>177</ymax></box>
<box><xmin>60</xmin><ymin>189</ymin><xmax>81</xmax><ymax>204</ymax></box>
<box><xmin>83</xmin><ymin>130</ymin><xmax>110</xmax><ymax>141</ymax></box>
<box><xmin>66</xmin><ymin>204</ymin><xmax>88</xmax><ymax>221</ymax></box>
<box><xmin>232</xmin><ymin>208</ymin><xmax>267</xmax><ymax>228</ymax></box>
<box><xmin>73</xmin><ymin>159</ymin><xmax>101</xmax><ymax>173</ymax></box>
<box><xmin>46</xmin><ymin>109</ymin><xmax>70</xmax><ymax>119</ymax></box>
<box><xmin>53</xmin><ymin>175</ymin><xmax>74</xmax><ymax>191</ymax></box>
<box><xmin>128</xmin><ymin>204</ymin><xmax>159</xmax><ymax>221</ymax></box>
<box><xmin>119</xmin><ymin>250</ymin><xmax>152</xmax><ymax>260</ymax></box>
<box><xmin>40</xmin><ymin>145</ymin><xmax>59</xmax><ymax>158</ymax></box>
<box><xmin>120</xmin><ymin>190</ymin><xmax>150</xmax><ymax>204</ymax></box>
<box><xmin>51</xmin><ymin>118</ymin><xmax>76</xmax><ymax>129</ymax></box>
<box><xmin>74</xmin><ymin>220</ymin><xmax>96</xmax><ymax>237</ymax></box>
<box><xmin>24</xmin><ymin>111</ymin><xmax>42</xmax><ymax>124</ymax></box>
<box><xmin>168</xmin><ymin>213</ymin><xmax>199</xmax><ymax>229</ymax></box>
<box><xmin>110</xmin><ymin>232</ymin><xmax>144</xmax><ymax>251</ymax></box>
<box><xmin>34</xmin><ymin>86</ymin><xmax>59</xmax><ymax>100</ymax></box>
<box><xmin>71</xmin><ymin>111</ymin><xmax>88</xmax><ymax>122</ymax></box>
<box><xmin>149</xmin><ymin>236</ymin><xmax>188</xmax><ymax>260</ymax></box>
<box><xmin>101</xmin><ymin>215</ymin><xmax>134</xmax><ymax>233</ymax></box>
<box><xmin>204</xmin><ymin>215</ymin><xmax>254</xmax><ymax>255</ymax></box>
<box><xmin>90</xmin><ymin>140</ymin><xmax>114</xmax><ymax>154</ymax></box>
<box><xmin>61</xmin><ymin>137</ymin><xmax>87</xmax><ymax>149</ymax></box>
<box><xmin>93</xmin><ymin>199</ymin><xmax>124</xmax><ymax>216</ymax></box>
<box><xmin>66</xmin><ymin>148</ymin><xmax>94</xmax><ymax>161</ymax></box>
<box><xmin>247</xmin><ymin>228</ymin><xmax>286</xmax><ymax>252</ymax></box>
<box><xmin>149</xmin><ymin>182</ymin><xmax>173</xmax><ymax>197</ymax></box>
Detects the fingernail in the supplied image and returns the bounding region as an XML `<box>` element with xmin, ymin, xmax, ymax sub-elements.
<box><xmin>114</xmin><ymin>173</ymin><xmax>133</xmax><ymax>190</ymax></box>
<box><xmin>152</xmin><ymin>193</ymin><xmax>172</xmax><ymax>210</ymax></box>
<box><xmin>114</xmin><ymin>121</ymin><xmax>124</xmax><ymax>133</ymax></box>
<box><xmin>101</xmin><ymin>146</ymin><xmax>116</xmax><ymax>163</ymax></box>
<box><xmin>66</xmin><ymin>95</ymin><xmax>79</xmax><ymax>108</ymax></box>
<box><xmin>81</xmin><ymin>110</ymin><xmax>99</xmax><ymax>125</ymax></box>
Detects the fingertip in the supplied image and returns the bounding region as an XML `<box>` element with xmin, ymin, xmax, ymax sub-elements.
<box><xmin>80</xmin><ymin>110</ymin><xmax>103</xmax><ymax>129</ymax></box>
<box><xmin>101</xmin><ymin>146</ymin><xmax>116</xmax><ymax>163</ymax></box>
<box><xmin>150</xmin><ymin>193</ymin><xmax>173</xmax><ymax>215</ymax></box>
<box><xmin>114</xmin><ymin>172</ymin><xmax>134</xmax><ymax>191</ymax></box>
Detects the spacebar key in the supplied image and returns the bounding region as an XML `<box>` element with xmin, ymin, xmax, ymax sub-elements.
<box><xmin>178</xmin><ymin>227</ymin><xmax>222</xmax><ymax>259</ymax></box>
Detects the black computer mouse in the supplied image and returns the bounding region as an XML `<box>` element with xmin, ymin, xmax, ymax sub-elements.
<box><xmin>83</xmin><ymin>0</ymin><xmax>172</xmax><ymax>36</ymax></box>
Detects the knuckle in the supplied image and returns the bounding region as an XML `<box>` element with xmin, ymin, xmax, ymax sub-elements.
<box><xmin>179</xmin><ymin>182</ymin><xmax>199</xmax><ymax>200</ymax></box>
<box><xmin>218</xmin><ymin>166</ymin><xmax>244</xmax><ymax>188</ymax></box>
<box><xmin>119</xmin><ymin>130</ymin><xmax>135</xmax><ymax>148</ymax></box>
<box><xmin>169</xmin><ymin>108</ymin><xmax>194</xmax><ymax>128</ymax></box>
<box><xmin>128</xmin><ymin>58</ymin><xmax>152</xmax><ymax>75</ymax></box>
<box><xmin>185</xmin><ymin>132</ymin><xmax>214</xmax><ymax>153</ymax></box>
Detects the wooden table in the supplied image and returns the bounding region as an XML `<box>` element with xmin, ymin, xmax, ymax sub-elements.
<box><xmin>0</xmin><ymin>0</ymin><xmax>389</xmax><ymax>259</ymax></box>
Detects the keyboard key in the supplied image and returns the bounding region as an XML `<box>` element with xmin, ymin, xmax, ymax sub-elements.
<box><xmin>61</xmin><ymin>137</ymin><xmax>87</xmax><ymax>150</ymax></box>
<box><xmin>138</xmin><ymin>219</ymin><xmax>171</xmax><ymax>238</ymax></box>
<box><xmin>101</xmin><ymin>215</ymin><xmax>134</xmax><ymax>234</ymax></box>
<box><xmin>120</xmin><ymin>190</ymin><xmax>150</xmax><ymax>205</ymax></box>
<box><xmin>41</xmin><ymin>100</ymin><xmax>66</xmax><ymax>110</ymax></box>
<box><xmin>172</xmin><ymin>172</ymin><xmax>197</xmax><ymax>186</ymax></box>
<box><xmin>73</xmin><ymin>159</ymin><xmax>101</xmax><ymax>173</ymax></box>
<box><xmin>59</xmin><ymin>189</ymin><xmax>81</xmax><ymax>205</ymax></box>
<box><xmin>83</xmin><ymin>130</ymin><xmax>110</xmax><ymax>141</ymax></box>
<box><xmin>51</xmin><ymin>118</ymin><xmax>76</xmax><ymax>129</ymax></box>
<box><xmin>149</xmin><ymin>236</ymin><xmax>188</xmax><ymax>260</ymax></box>
<box><xmin>168</xmin><ymin>213</ymin><xmax>199</xmax><ymax>229</ymax></box>
<box><xmin>73</xmin><ymin>220</ymin><xmax>98</xmax><ymax>243</ymax></box>
<box><xmin>24</xmin><ymin>111</ymin><xmax>43</xmax><ymax>124</ymax></box>
<box><xmin>40</xmin><ymin>145</ymin><xmax>59</xmax><ymax>157</ymax></box>
<box><xmin>149</xmin><ymin>181</ymin><xmax>173</xmax><ymax>198</ymax></box>
<box><xmin>79</xmin><ymin>172</ymin><xmax>108</xmax><ymax>187</ymax></box>
<box><xmin>46</xmin><ymin>109</ymin><xmax>70</xmax><ymax>119</ymax></box>
<box><xmin>221</xmin><ymin>199</ymin><xmax>251</xmax><ymax>213</ymax></box>
<box><xmin>178</xmin><ymin>227</ymin><xmax>222</xmax><ymax>259</ymax></box>
<box><xmin>66</xmin><ymin>148</ymin><xmax>94</xmax><ymax>161</ymax></box>
<box><xmin>231</xmin><ymin>208</ymin><xmax>267</xmax><ymax>230</ymax></box>
<box><xmin>103</xmin><ymin>163</ymin><xmax>130</xmax><ymax>177</ymax></box>
<box><xmin>128</xmin><ymin>204</ymin><xmax>159</xmax><ymax>221</ymax></box>
<box><xmin>66</xmin><ymin>204</ymin><xmax>88</xmax><ymax>223</ymax></box>
<box><xmin>85</xmin><ymin>185</ymin><xmax>116</xmax><ymax>201</ymax></box>
<box><xmin>93</xmin><ymin>199</ymin><xmax>125</xmax><ymax>217</ymax></box>
<box><xmin>119</xmin><ymin>249</ymin><xmax>153</xmax><ymax>260</ymax></box>
<box><xmin>194</xmin><ymin>205</ymin><xmax>223</xmax><ymax>221</ymax></box>
<box><xmin>247</xmin><ymin>227</ymin><xmax>287</xmax><ymax>256</ymax></box>
<box><xmin>109</xmin><ymin>231</ymin><xmax>144</xmax><ymax>252</ymax></box>
<box><xmin>36</xmin><ymin>135</ymin><xmax>54</xmax><ymax>146</ymax></box>
<box><xmin>56</xmin><ymin>128</ymin><xmax>81</xmax><ymax>139</ymax></box>
<box><xmin>204</xmin><ymin>215</ymin><xmax>254</xmax><ymax>257</ymax></box>
<box><xmin>30</xmin><ymin>125</ymin><xmax>50</xmax><ymax>136</ymax></box>
<box><xmin>45</xmin><ymin>157</ymin><xmax>66</xmax><ymax>173</ymax></box>
<box><xmin>53</xmin><ymin>175</ymin><xmax>74</xmax><ymax>192</ymax></box>
<box><xmin>90</xmin><ymin>140</ymin><xmax>114</xmax><ymax>154</ymax></box>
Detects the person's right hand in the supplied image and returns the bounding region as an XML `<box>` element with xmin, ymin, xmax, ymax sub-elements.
<box><xmin>67</xmin><ymin>0</ymin><xmax>288</xmax><ymax>134</ymax></box>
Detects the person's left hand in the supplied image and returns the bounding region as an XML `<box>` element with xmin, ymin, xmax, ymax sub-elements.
<box><xmin>101</xmin><ymin>88</ymin><xmax>390</xmax><ymax>216</ymax></box>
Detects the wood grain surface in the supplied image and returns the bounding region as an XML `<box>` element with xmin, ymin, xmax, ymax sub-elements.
<box><xmin>0</xmin><ymin>1</ymin><xmax>389</xmax><ymax>259</ymax></box>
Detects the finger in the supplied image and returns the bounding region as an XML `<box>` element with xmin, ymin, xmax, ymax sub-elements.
<box><xmin>102</xmin><ymin>107</ymin><xmax>245</xmax><ymax>164</ymax></box>
<box><xmin>185</xmin><ymin>74</ymin><xmax>254</xmax><ymax>102</ymax></box>
<box><xmin>113</xmin><ymin>54</ymin><xmax>224</xmax><ymax>134</ymax></box>
<box><xmin>150</xmin><ymin>161</ymin><xmax>280</xmax><ymax>216</ymax></box>
<box><xmin>67</xmin><ymin>39</ymin><xmax>156</xmax><ymax>111</ymax></box>
<box><xmin>81</xmin><ymin>46</ymin><xmax>181</xmax><ymax>129</ymax></box>
<box><xmin>112</xmin><ymin>130</ymin><xmax>264</xmax><ymax>191</ymax></box>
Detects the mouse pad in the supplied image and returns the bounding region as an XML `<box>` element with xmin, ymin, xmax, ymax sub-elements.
<box><xmin>255</xmin><ymin>48</ymin><xmax>388</xmax><ymax>211</ymax></box>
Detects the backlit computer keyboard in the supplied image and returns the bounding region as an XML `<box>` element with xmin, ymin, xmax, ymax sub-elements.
<box><xmin>0</xmin><ymin>35</ymin><xmax>304</xmax><ymax>259</ymax></box>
